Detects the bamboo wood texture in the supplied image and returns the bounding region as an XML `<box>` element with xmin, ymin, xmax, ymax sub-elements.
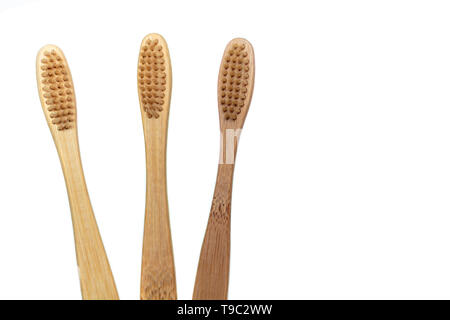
<box><xmin>138</xmin><ymin>34</ymin><xmax>177</xmax><ymax>300</ymax></box>
<box><xmin>36</xmin><ymin>45</ymin><xmax>119</xmax><ymax>300</ymax></box>
<box><xmin>193</xmin><ymin>38</ymin><xmax>255</xmax><ymax>300</ymax></box>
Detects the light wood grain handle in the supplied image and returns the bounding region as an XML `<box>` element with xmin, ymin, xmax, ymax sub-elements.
<box><xmin>58</xmin><ymin>140</ymin><xmax>119</xmax><ymax>300</ymax></box>
<box><xmin>193</xmin><ymin>164</ymin><xmax>235</xmax><ymax>300</ymax></box>
<box><xmin>140</xmin><ymin>134</ymin><xmax>177</xmax><ymax>300</ymax></box>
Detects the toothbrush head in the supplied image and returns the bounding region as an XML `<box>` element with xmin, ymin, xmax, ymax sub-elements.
<box><xmin>138</xmin><ymin>33</ymin><xmax>172</xmax><ymax>120</ymax></box>
<box><xmin>36</xmin><ymin>45</ymin><xmax>76</xmax><ymax>131</ymax></box>
<box><xmin>218</xmin><ymin>38</ymin><xmax>255</xmax><ymax>130</ymax></box>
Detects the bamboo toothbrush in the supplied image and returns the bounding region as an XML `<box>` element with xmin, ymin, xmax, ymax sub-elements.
<box><xmin>193</xmin><ymin>38</ymin><xmax>255</xmax><ymax>300</ymax></box>
<box><xmin>36</xmin><ymin>45</ymin><xmax>119</xmax><ymax>300</ymax></box>
<box><xmin>138</xmin><ymin>34</ymin><xmax>177</xmax><ymax>300</ymax></box>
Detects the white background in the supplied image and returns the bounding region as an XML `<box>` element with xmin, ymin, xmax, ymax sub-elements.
<box><xmin>1</xmin><ymin>0</ymin><xmax>450</xmax><ymax>300</ymax></box>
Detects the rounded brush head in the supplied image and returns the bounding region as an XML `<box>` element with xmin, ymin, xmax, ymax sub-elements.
<box><xmin>36</xmin><ymin>45</ymin><xmax>76</xmax><ymax>131</ymax></box>
<box><xmin>137</xmin><ymin>33</ymin><xmax>172</xmax><ymax>120</ymax></box>
<box><xmin>218</xmin><ymin>38</ymin><xmax>255</xmax><ymax>130</ymax></box>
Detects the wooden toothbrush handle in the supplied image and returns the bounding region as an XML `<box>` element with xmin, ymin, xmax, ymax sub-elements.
<box><xmin>193</xmin><ymin>164</ymin><xmax>235</xmax><ymax>300</ymax></box>
<box><xmin>140</xmin><ymin>137</ymin><xmax>177</xmax><ymax>300</ymax></box>
<box><xmin>58</xmin><ymin>138</ymin><xmax>119</xmax><ymax>300</ymax></box>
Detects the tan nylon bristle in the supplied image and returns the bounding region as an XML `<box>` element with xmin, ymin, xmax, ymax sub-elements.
<box><xmin>219</xmin><ymin>43</ymin><xmax>250</xmax><ymax>121</ymax></box>
<box><xmin>138</xmin><ymin>38</ymin><xmax>167</xmax><ymax>119</ymax></box>
<box><xmin>39</xmin><ymin>49</ymin><xmax>75</xmax><ymax>131</ymax></box>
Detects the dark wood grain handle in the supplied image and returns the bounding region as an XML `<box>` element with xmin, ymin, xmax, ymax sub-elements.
<box><xmin>193</xmin><ymin>164</ymin><xmax>235</xmax><ymax>300</ymax></box>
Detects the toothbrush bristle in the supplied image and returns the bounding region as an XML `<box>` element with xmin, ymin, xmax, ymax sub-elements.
<box><xmin>39</xmin><ymin>49</ymin><xmax>75</xmax><ymax>131</ymax></box>
<box><xmin>219</xmin><ymin>42</ymin><xmax>251</xmax><ymax>121</ymax></box>
<box><xmin>138</xmin><ymin>38</ymin><xmax>167</xmax><ymax>119</ymax></box>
